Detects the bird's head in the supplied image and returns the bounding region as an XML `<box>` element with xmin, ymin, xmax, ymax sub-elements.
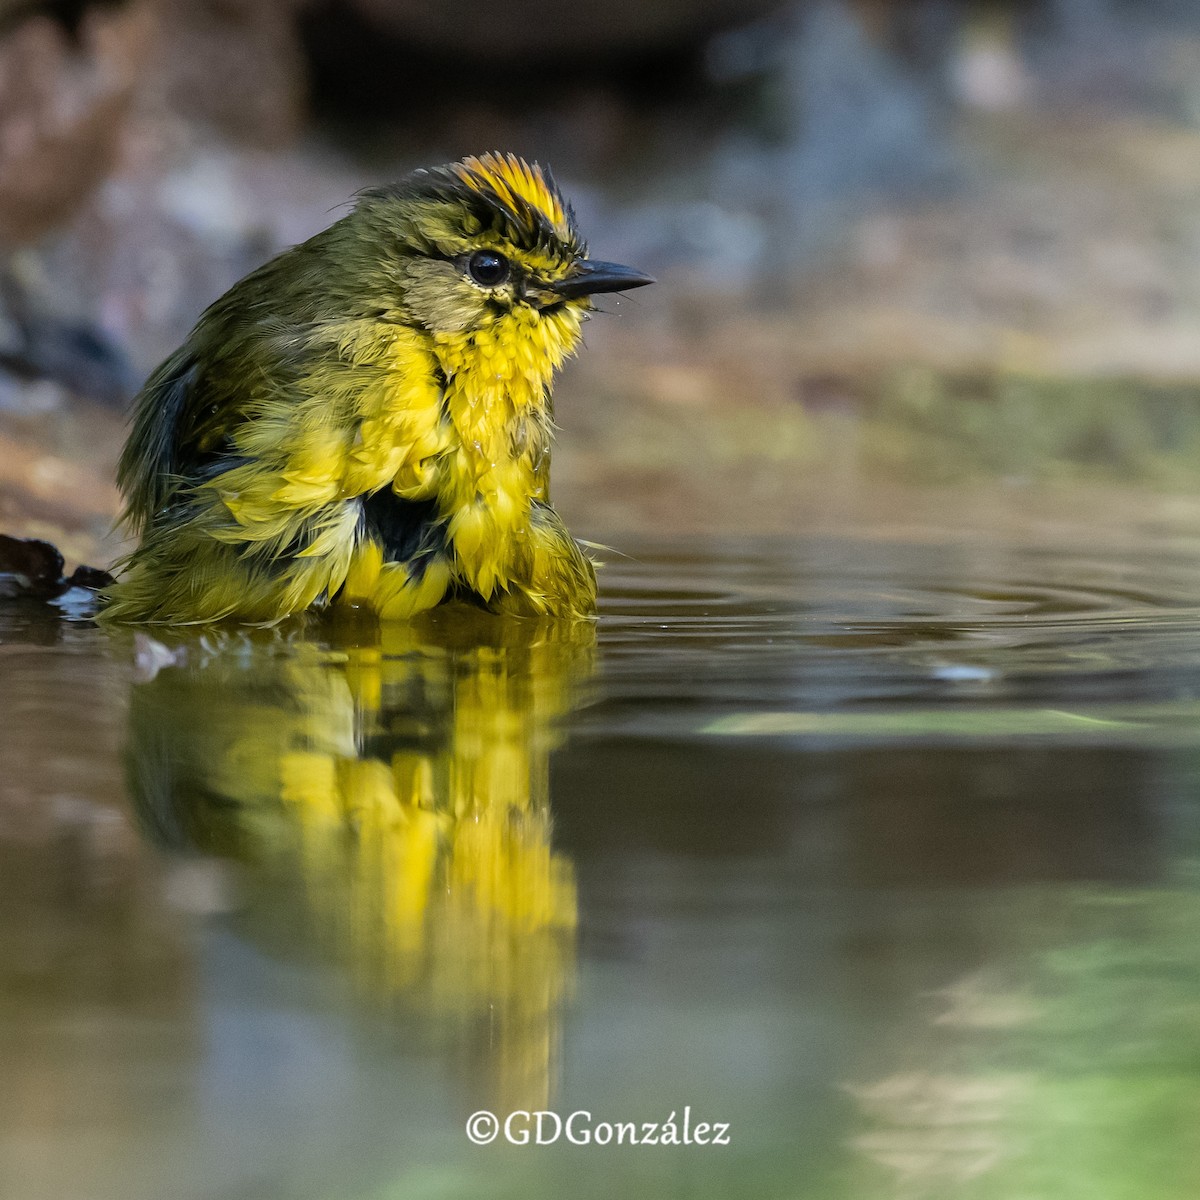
<box><xmin>348</xmin><ymin>153</ymin><xmax>653</xmax><ymax>340</ymax></box>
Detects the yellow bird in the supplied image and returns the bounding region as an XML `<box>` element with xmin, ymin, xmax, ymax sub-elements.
<box><xmin>102</xmin><ymin>153</ymin><xmax>652</xmax><ymax>625</ymax></box>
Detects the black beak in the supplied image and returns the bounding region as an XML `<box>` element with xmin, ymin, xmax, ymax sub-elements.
<box><xmin>550</xmin><ymin>259</ymin><xmax>656</xmax><ymax>300</ymax></box>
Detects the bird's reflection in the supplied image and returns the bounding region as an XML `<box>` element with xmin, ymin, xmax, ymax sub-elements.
<box><xmin>126</xmin><ymin>608</ymin><xmax>593</xmax><ymax>1110</ymax></box>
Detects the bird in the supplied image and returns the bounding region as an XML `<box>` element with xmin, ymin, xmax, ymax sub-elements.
<box><xmin>101</xmin><ymin>152</ymin><xmax>653</xmax><ymax>625</ymax></box>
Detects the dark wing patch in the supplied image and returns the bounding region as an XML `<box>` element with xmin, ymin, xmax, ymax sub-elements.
<box><xmin>116</xmin><ymin>317</ymin><xmax>300</xmax><ymax>533</ymax></box>
<box><xmin>116</xmin><ymin>353</ymin><xmax>201</xmax><ymax>532</ymax></box>
<box><xmin>359</xmin><ymin>487</ymin><xmax>444</xmax><ymax>570</ymax></box>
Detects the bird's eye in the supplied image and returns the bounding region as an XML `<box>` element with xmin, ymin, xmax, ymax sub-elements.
<box><xmin>467</xmin><ymin>249</ymin><xmax>510</xmax><ymax>287</ymax></box>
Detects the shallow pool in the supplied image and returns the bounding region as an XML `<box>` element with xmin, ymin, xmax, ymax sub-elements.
<box><xmin>4</xmin><ymin>533</ymin><xmax>1200</xmax><ymax>1199</ymax></box>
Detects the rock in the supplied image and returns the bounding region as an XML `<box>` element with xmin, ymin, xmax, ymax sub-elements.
<box><xmin>0</xmin><ymin>532</ymin><xmax>63</xmax><ymax>598</ymax></box>
<box><xmin>0</xmin><ymin>1</ymin><xmax>156</xmax><ymax>247</ymax></box>
<box><xmin>0</xmin><ymin>532</ymin><xmax>111</xmax><ymax>600</ymax></box>
<box><xmin>0</xmin><ymin>1</ymin><xmax>308</xmax><ymax>253</ymax></box>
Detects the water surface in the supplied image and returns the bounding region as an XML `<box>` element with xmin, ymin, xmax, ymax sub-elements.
<box><xmin>4</xmin><ymin>533</ymin><xmax>1200</xmax><ymax>1199</ymax></box>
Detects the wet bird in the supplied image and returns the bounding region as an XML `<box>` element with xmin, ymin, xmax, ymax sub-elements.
<box><xmin>103</xmin><ymin>153</ymin><xmax>653</xmax><ymax>625</ymax></box>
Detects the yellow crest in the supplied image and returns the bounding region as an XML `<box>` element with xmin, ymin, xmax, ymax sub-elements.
<box><xmin>451</xmin><ymin>152</ymin><xmax>576</xmax><ymax>247</ymax></box>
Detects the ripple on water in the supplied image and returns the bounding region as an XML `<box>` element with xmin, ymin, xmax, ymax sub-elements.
<box><xmin>589</xmin><ymin>536</ymin><xmax>1200</xmax><ymax>745</ymax></box>
<box><xmin>4</xmin><ymin>535</ymin><xmax>1200</xmax><ymax>749</ymax></box>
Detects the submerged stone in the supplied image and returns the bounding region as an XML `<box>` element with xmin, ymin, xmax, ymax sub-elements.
<box><xmin>0</xmin><ymin>533</ymin><xmax>112</xmax><ymax>603</ymax></box>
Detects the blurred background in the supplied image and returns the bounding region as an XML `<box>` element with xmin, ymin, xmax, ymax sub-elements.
<box><xmin>6</xmin><ymin>0</ymin><xmax>1200</xmax><ymax>565</ymax></box>
<box><xmin>12</xmin><ymin>7</ymin><xmax>1200</xmax><ymax>1200</ymax></box>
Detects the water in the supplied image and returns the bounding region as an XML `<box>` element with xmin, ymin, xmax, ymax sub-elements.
<box><xmin>5</xmin><ymin>533</ymin><xmax>1200</xmax><ymax>1199</ymax></box>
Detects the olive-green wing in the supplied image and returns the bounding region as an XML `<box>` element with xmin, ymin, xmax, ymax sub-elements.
<box><xmin>116</xmin><ymin>314</ymin><xmax>306</xmax><ymax>534</ymax></box>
